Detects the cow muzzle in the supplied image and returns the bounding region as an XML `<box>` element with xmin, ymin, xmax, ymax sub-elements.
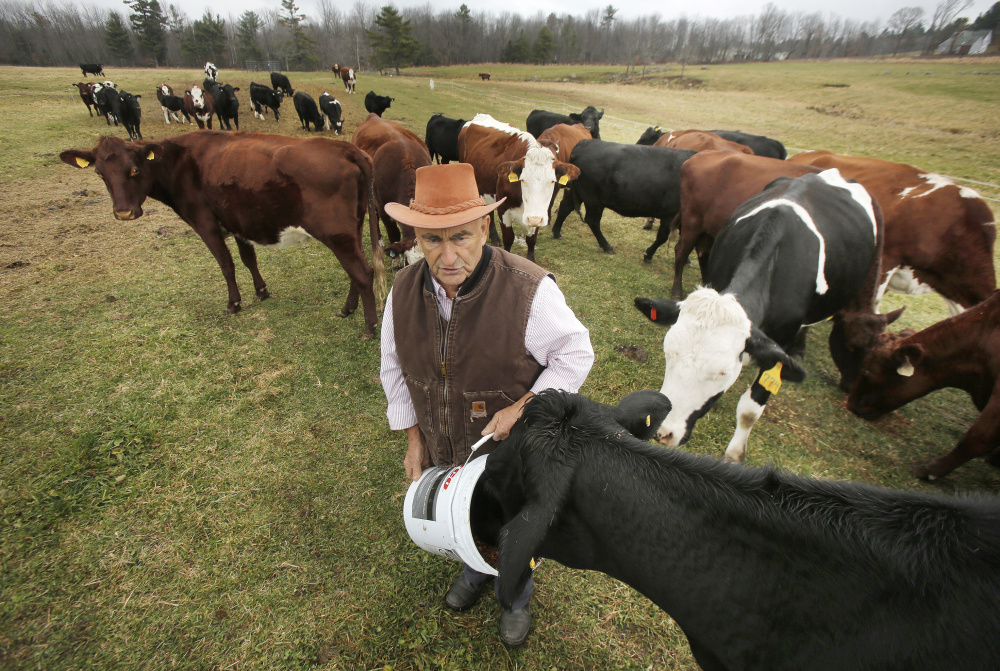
<box><xmin>525</xmin><ymin>215</ymin><xmax>545</xmax><ymax>227</ymax></box>
<box><xmin>114</xmin><ymin>208</ymin><xmax>141</xmax><ymax>221</ymax></box>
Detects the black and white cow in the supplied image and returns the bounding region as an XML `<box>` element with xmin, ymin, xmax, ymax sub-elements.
<box><xmin>269</xmin><ymin>72</ymin><xmax>294</xmax><ymax>97</ymax></box>
<box><xmin>93</xmin><ymin>83</ymin><xmax>119</xmax><ymax>127</ymax></box>
<box><xmin>204</xmin><ymin>62</ymin><xmax>218</xmax><ymax>81</ymax></box>
<box><xmin>292</xmin><ymin>92</ymin><xmax>324</xmax><ymax>132</ymax></box>
<box><xmin>526</xmin><ymin>106</ymin><xmax>604</xmax><ymax>140</ymax></box>
<box><xmin>114</xmin><ymin>90</ymin><xmax>143</xmax><ymax>141</ymax></box>
<box><xmin>635</xmin><ymin>169</ymin><xmax>883</xmax><ymax>463</ymax></box>
<box><xmin>318</xmin><ymin>93</ymin><xmax>343</xmax><ymax>134</ymax></box>
<box><xmin>364</xmin><ymin>91</ymin><xmax>393</xmax><ymax>117</ymax></box>
<box><xmin>155</xmin><ymin>84</ymin><xmax>189</xmax><ymax>125</ymax></box>
<box><xmin>552</xmin><ymin>140</ymin><xmax>695</xmax><ymax>253</ymax></box>
<box><xmin>424</xmin><ymin>113</ymin><xmax>466</xmax><ymax>164</ymax></box>
<box><xmin>205</xmin><ymin>81</ymin><xmax>240</xmax><ymax>130</ymax></box>
<box><xmin>249</xmin><ymin>82</ymin><xmax>284</xmax><ymax>121</ymax></box>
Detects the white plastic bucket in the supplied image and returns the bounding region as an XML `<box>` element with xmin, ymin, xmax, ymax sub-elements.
<box><xmin>403</xmin><ymin>433</ymin><xmax>498</xmax><ymax>576</ymax></box>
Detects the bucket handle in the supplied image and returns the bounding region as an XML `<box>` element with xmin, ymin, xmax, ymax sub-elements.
<box><xmin>465</xmin><ymin>432</ymin><xmax>495</xmax><ymax>465</ymax></box>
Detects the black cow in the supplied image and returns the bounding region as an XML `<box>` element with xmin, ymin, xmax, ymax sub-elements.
<box><xmin>79</xmin><ymin>63</ymin><xmax>104</xmax><ymax>77</ymax></box>
<box><xmin>552</xmin><ymin>140</ymin><xmax>695</xmax><ymax>253</ymax></box>
<box><xmin>424</xmin><ymin>114</ymin><xmax>465</xmax><ymax>164</ymax></box>
<box><xmin>93</xmin><ymin>84</ymin><xmax>119</xmax><ymax>127</ymax></box>
<box><xmin>526</xmin><ymin>106</ymin><xmax>604</xmax><ymax>140</ymax></box>
<box><xmin>635</xmin><ymin>170</ymin><xmax>884</xmax><ymax>463</ymax></box>
<box><xmin>269</xmin><ymin>72</ymin><xmax>294</xmax><ymax>97</ymax></box>
<box><xmin>205</xmin><ymin>81</ymin><xmax>240</xmax><ymax>131</ymax></box>
<box><xmin>636</xmin><ymin>127</ymin><xmax>786</xmax><ymax>160</ymax></box>
<box><xmin>477</xmin><ymin>388</ymin><xmax>1000</xmax><ymax>671</ymax></box>
<box><xmin>155</xmin><ymin>84</ymin><xmax>189</xmax><ymax>125</ymax></box>
<box><xmin>318</xmin><ymin>93</ymin><xmax>343</xmax><ymax>134</ymax></box>
<box><xmin>293</xmin><ymin>92</ymin><xmax>323</xmax><ymax>132</ymax></box>
<box><xmin>249</xmin><ymin>82</ymin><xmax>284</xmax><ymax>121</ymax></box>
<box><xmin>114</xmin><ymin>90</ymin><xmax>143</xmax><ymax>141</ymax></box>
<box><xmin>364</xmin><ymin>91</ymin><xmax>393</xmax><ymax>117</ymax></box>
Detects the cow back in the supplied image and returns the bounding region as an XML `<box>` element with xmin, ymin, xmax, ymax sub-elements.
<box><xmin>657</xmin><ymin>130</ymin><xmax>754</xmax><ymax>154</ymax></box>
<box><xmin>537</xmin><ymin>123</ymin><xmax>591</xmax><ymax>163</ymax></box>
<box><xmin>352</xmin><ymin>114</ymin><xmax>427</xmax><ymax>159</ymax></box>
<box><xmin>458</xmin><ymin>120</ymin><xmax>536</xmax><ymax>197</ymax></box>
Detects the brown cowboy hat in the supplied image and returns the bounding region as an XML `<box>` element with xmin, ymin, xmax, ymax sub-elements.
<box><xmin>384</xmin><ymin>163</ymin><xmax>505</xmax><ymax>229</ymax></box>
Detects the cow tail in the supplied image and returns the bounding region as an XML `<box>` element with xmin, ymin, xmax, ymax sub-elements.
<box><xmin>361</xmin><ymin>154</ymin><xmax>386</xmax><ymax>304</ymax></box>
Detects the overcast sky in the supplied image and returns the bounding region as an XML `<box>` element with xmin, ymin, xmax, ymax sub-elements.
<box><xmin>89</xmin><ymin>0</ymin><xmax>997</xmax><ymax>29</ymax></box>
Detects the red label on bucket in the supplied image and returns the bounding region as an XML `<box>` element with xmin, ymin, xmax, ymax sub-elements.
<box><xmin>442</xmin><ymin>466</ymin><xmax>461</xmax><ymax>490</ymax></box>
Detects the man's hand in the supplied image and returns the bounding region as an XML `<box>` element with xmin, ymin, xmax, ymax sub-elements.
<box><xmin>483</xmin><ymin>392</ymin><xmax>534</xmax><ymax>441</ymax></box>
<box><xmin>404</xmin><ymin>425</ymin><xmax>430</xmax><ymax>481</ymax></box>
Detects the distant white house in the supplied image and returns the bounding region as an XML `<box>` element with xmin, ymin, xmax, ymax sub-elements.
<box><xmin>936</xmin><ymin>29</ymin><xmax>994</xmax><ymax>55</ymax></box>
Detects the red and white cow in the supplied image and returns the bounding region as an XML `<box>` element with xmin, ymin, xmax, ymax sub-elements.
<box><xmin>183</xmin><ymin>85</ymin><xmax>214</xmax><ymax>129</ymax></box>
<box><xmin>458</xmin><ymin>113</ymin><xmax>579</xmax><ymax>262</ymax></box>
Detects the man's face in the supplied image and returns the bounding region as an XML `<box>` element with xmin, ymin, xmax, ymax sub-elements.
<box><xmin>416</xmin><ymin>217</ymin><xmax>489</xmax><ymax>298</ymax></box>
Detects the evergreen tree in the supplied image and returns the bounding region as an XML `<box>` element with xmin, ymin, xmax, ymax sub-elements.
<box><xmin>502</xmin><ymin>31</ymin><xmax>531</xmax><ymax>62</ymax></box>
<box><xmin>105</xmin><ymin>12</ymin><xmax>134</xmax><ymax>64</ymax></box>
<box><xmin>533</xmin><ymin>26</ymin><xmax>555</xmax><ymax>62</ymax></box>
<box><xmin>125</xmin><ymin>0</ymin><xmax>167</xmax><ymax>66</ymax></box>
<box><xmin>181</xmin><ymin>12</ymin><xmax>227</xmax><ymax>64</ymax></box>
<box><xmin>972</xmin><ymin>1</ymin><xmax>1000</xmax><ymax>29</ymax></box>
<box><xmin>236</xmin><ymin>11</ymin><xmax>264</xmax><ymax>62</ymax></box>
<box><xmin>278</xmin><ymin>0</ymin><xmax>319</xmax><ymax>70</ymax></box>
<box><xmin>365</xmin><ymin>6</ymin><xmax>421</xmax><ymax>75</ymax></box>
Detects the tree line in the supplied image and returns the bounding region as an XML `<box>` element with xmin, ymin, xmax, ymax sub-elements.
<box><xmin>1</xmin><ymin>0</ymin><xmax>997</xmax><ymax>72</ymax></box>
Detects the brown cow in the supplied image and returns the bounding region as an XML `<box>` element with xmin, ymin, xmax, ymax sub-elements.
<box><xmin>183</xmin><ymin>85</ymin><xmax>214</xmax><ymax>129</ymax></box>
<box><xmin>537</xmin><ymin>123</ymin><xmax>591</xmax><ymax>235</ymax></box>
<box><xmin>657</xmin><ymin>130</ymin><xmax>755</xmax><ymax>155</ymax></box>
<box><xmin>788</xmin><ymin>151</ymin><xmax>996</xmax><ymax>312</ymax></box>
<box><xmin>848</xmin><ymin>291</ymin><xmax>1000</xmax><ymax>479</ymax></box>
<box><xmin>59</xmin><ymin>132</ymin><xmax>386</xmax><ymax>338</ymax></box>
<box><xmin>73</xmin><ymin>82</ymin><xmax>96</xmax><ymax>117</ymax></box>
<box><xmin>458</xmin><ymin>113</ymin><xmax>580</xmax><ymax>262</ymax></box>
<box><xmin>351</xmin><ymin>114</ymin><xmax>432</xmax><ymax>260</ymax></box>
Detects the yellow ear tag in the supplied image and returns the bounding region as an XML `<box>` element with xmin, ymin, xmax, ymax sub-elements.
<box><xmin>529</xmin><ymin>558</ymin><xmax>536</xmax><ymax>569</ymax></box>
<box><xmin>759</xmin><ymin>362</ymin><xmax>783</xmax><ymax>395</ymax></box>
<box><xmin>645</xmin><ymin>415</ymin><xmax>651</xmax><ymax>427</ymax></box>
<box><xmin>146</xmin><ymin>150</ymin><xmax>155</xmax><ymax>161</ymax></box>
<box><xmin>75</xmin><ymin>157</ymin><xmax>90</xmax><ymax>168</ymax></box>
<box><xmin>508</xmin><ymin>172</ymin><xmax>519</xmax><ymax>183</ymax></box>
<box><xmin>558</xmin><ymin>174</ymin><xmax>569</xmax><ymax>185</ymax></box>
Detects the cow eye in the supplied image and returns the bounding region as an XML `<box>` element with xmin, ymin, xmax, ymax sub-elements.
<box><xmin>130</xmin><ymin>166</ymin><xmax>140</xmax><ymax>177</ymax></box>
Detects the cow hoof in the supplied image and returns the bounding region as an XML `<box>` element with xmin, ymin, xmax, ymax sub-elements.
<box><xmin>642</xmin><ymin>254</ymin><xmax>653</xmax><ymax>264</ymax></box>
<box><xmin>360</xmin><ymin>329</ymin><xmax>376</xmax><ymax>340</ymax></box>
<box><xmin>228</xmin><ymin>301</ymin><xmax>241</xmax><ymax>314</ymax></box>
<box><xmin>552</xmin><ymin>231</ymin><xmax>562</xmax><ymax>240</ymax></box>
<box><xmin>603</xmin><ymin>246</ymin><xmax>616</xmax><ymax>255</ymax></box>
<box><xmin>642</xmin><ymin>221</ymin><xmax>654</xmax><ymax>231</ymax></box>
<box><xmin>910</xmin><ymin>462</ymin><xmax>937</xmax><ymax>480</ymax></box>
<box><xmin>339</xmin><ymin>308</ymin><xmax>355</xmax><ymax>318</ymax></box>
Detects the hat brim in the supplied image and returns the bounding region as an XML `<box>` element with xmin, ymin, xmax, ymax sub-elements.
<box><xmin>384</xmin><ymin>197</ymin><xmax>506</xmax><ymax>229</ymax></box>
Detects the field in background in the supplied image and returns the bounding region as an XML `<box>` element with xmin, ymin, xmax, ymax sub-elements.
<box><xmin>1</xmin><ymin>60</ymin><xmax>999</xmax><ymax>670</ymax></box>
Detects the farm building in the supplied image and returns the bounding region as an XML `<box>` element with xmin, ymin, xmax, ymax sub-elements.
<box><xmin>936</xmin><ymin>29</ymin><xmax>994</xmax><ymax>55</ymax></box>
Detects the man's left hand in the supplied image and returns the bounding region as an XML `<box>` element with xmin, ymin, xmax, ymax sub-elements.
<box><xmin>483</xmin><ymin>392</ymin><xmax>534</xmax><ymax>441</ymax></box>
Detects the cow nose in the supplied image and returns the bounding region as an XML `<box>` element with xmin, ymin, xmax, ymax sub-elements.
<box><xmin>114</xmin><ymin>209</ymin><xmax>138</xmax><ymax>221</ymax></box>
<box><xmin>526</xmin><ymin>215</ymin><xmax>544</xmax><ymax>227</ymax></box>
<box><xmin>655</xmin><ymin>427</ymin><xmax>677</xmax><ymax>446</ymax></box>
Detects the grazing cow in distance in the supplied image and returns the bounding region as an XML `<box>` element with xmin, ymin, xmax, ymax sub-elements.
<box><xmin>552</xmin><ymin>140</ymin><xmax>695</xmax><ymax>253</ymax></box>
<box><xmin>636</xmin><ymin>169</ymin><xmax>886</xmax><ymax>463</ymax></box>
<box><xmin>60</xmin><ymin>133</ymin><xmax>386</xmax><ymax>338</ymax></box>
<box><xmin>205</xmin><ymin>81</ymin><xmax>240</xmax><ymax>130</ymax></box>
<box><xmin>364</xmin><ymin>91</ymin><xmax>393</xmax><ymax>117</ymax></box>
<box><xmin>479</xmin><ymin>73</ymin><xmax>491</xmax><ymax>81</ymax></box>
<box><xmin>789</xmin><ymin>150</ymin><xmax>996</xmax><ymax>314</ymax></box>
<box><xmin>204</xmin><ymin>62</ymin><xmax>218</xmax><ymax>81</ymax></box>
<box><xmin>79</xmin><ymin>63</ymin><xmax>103</xmax><ymax>77</ymax></box>
<box><xmin>73</xmin><ymin>82</ymin><xmax>97</xmax><ymax>117</ymax></box>
<box><xmin>477</xmin><ymin>388</ymin><xmax>1000</xmax><ymax>671</ymax></box>
<box><xmin>459</xmin><ymin>114</ymin><xmax>580</xmax><ymax>262</ymax></box>
<box><xmin>155</xmin><ymin>84</ymin><xmax>189</xmax><ymax>125</ymax></box>
<box><xmin>849</xmin><ymin>291</ymin><xmax>1000</xmax><ymax>480</ymax></box>
<box><xmin>183</xmin><ymin>85</ymin><xmax>215</xmax><ymax>129</ymax></box>
<box><xmin>270</xmin><ymin>72</ymin><xmax>294</xmax><ymax>97</ymax></box>
<box><xmin>318</xmin><ymin>93</ymin><xmax>344</xmax><ymax>134</ymax></box>
<box><xmin>293</xmin><ymin>92</ymin><xmax>324</xmax><ymax>132</ymax></box>
<box><xmin>249</xmin><ymin>82</ymin><xmax>284</xmax><ymax>121</ymax></box>
<box><xmin>527</xmin><ymin>106</ymin><xmax>604</xmax><ymax>140</ymax></box>
<box><xmin>424</xmin><ymin>113</ymin><xmax>466</xmax><ymax>164</ymax></box>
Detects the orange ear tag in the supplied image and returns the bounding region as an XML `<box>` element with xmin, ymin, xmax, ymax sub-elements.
<box><xmin>650</xmin><ymin>308</ymin><xmax>657</xmax><ymax>321</ymax></box>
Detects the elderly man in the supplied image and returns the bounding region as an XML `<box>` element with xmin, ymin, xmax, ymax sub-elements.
<box><xmin>380</xmin><ymin>163</ymin><xmax>594</xmax><ymax>647</ymax></box>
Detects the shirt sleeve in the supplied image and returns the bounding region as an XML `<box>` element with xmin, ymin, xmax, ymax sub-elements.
<box><xmin>379</xmin><ymin>288</ymin><xmax>418</xmax><ymax>430</ymax></box>
<box><xmin>526</xmin><ymin>276</ymin><xmax>595</xmax><ymax>394</ymax></box>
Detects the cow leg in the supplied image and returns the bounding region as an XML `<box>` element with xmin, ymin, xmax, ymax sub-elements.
<box><xmin>501</xmin><ymin>222</ymin><xmax>516</xmax><ymax>253</ymax></box>
<box><xmin>162</xmin><ymin>107</ymin><xmax>170</xmax><ymax>124</ymax></box>
<box><xmin>320</xmin><ymin>236</ymin><xmax>378</xmax><ymax>338</ymax></box>
<box><xmin>723</xmin><ymin>374</ymin><xmax>772</xmax><ymax>463</ymax></box>
<box><xmin>551</xmin><ymin>188</ymin><xmax>578</xmax><ymax>239</ymax></box>
<box><xmin>643</xmin><ymin>217</ymin><xmax>655</xmax><ymax>231</ymax></box>
<box><xmin>583</xmin><ymin>206</ymin><xmax>614</xmax><ymax>253</ymax></box>
<box><xmin>668</xmin><ymin>217</ymin><xmax>691</xmax><ymax>298</ymax></box>
<box><xmin>233</xmin><ymin>236</ymin><xmax>270</xmax><ymax>301</ymax></box>
<box><xmin>487</xmin><ymin>211</ymin><xmax>501</xmax><ymax>246</ymax></box>
<box><xmin>912</xmin><ymin>394</ymin><xmax>1000</xmax><ymax>480</ymax></box>
<box><xmin>195</xmin><ymin>228</ymin><xmax>243</xmax><ymax>313</ymax></box>
<box><xmin>525</xmin><ymin>227</ymin><xmax>539</xmax><ymax>263</ymax></box>
<box><xmin>382</xmin><ymin>212</ymin><xmax>402</xmax><ymax>244</ymax></box>
<box><xmin>643</xmin><ymin>217</ymin><xmax>672</xmax><ymax>261</ymax></box>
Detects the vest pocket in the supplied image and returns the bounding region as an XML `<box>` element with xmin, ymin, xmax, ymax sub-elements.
<box><xmin>462</xmin><ymin>390</ymin><xmax>515</xmax><ymax>449</ymax></box>
<box><xmin>404</xmin><ymin>374</ymin><xmax>435</xmax><ymax>439</ymax></box>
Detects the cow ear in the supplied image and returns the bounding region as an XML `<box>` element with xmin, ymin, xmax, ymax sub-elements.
<box><xmin>60</xmin><ymin>149</ymin><xmax>96</xmax><ymax>169</ymax></box>
<box><xmin>894</xmin><ymin>344</ymin><xmax>924</xmax><ymax>377</ymax></box>
<box><xmin>635</xmin><ymin>297</ymin><xmax>680</xmax><ymax>326</ymax></box>
<box><xmin>141</xmin><ymin>143</ymin><xmax>163</xmax><ymax>162</ymax></box>
<box><xmin>135</xmin><ymin>94</ymin><xmax>141</xmax><ymax>99</ymax></box>
<box><xmin>744</xmin><ymin>326</ymin><xmax>807</xmax><ymax>383</ymax></box>
<box><xmin>554</xmin><ymin>162</ymin><xmax>580</xmax><ymax>186</ymax></box>
<box><xmin>882</xmin><ymin>306</ymin><xmax>906</xmax><ymax>326</ymax></box>
<box><xmin>568</xmin><ymin>113</ymin><xmax>582</xmax><ymax>123</ymax></box>
<box><xmin>499</xmin><ymin>160</ymin><xmax>523</xmax><ymax>183</ymax></box>
<box><xmin>598</xmin><ymin>108</ymin><xmax>604</xmax><ymax>118</ymax></box>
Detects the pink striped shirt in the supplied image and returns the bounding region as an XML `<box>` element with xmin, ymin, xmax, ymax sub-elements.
<box><xmin>380</xmin><ymin>274</ymin><xmax>594</xmax><ymax>431</ymax></box>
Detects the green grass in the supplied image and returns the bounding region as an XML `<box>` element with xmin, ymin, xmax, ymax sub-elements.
<box><xmin>1</xmin><ymin>60</ymin><xmax>999</xmax><ymax>670</ymax></box>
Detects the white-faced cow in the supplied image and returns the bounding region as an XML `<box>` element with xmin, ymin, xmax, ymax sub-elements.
<box><xmin>318</xmin><ymin>93</ymin><xmax>343</xmax><ymax>134</ymax></box>
<box><xmin>788</xmin><ymin>151</ymin><xmax>996</xmax><ymax>314</ymax></box>
<box><xmin>458</xmin><ymin>113</ymin><xmax>580</xmax><ymax>262</ymax></box>
<box><xmin>526</xmin><ymin>106</ymin><xmax>604</xmax><ymax>140</ymax></box>
<box><xmin>60</xmin><ymin>133</ymin><xmax>386</xmax><ymax>338</ymax></box>
<box><xmin>183</xmin><ymin>85</ymin><xmax>215</xmax><ymax>129</ymax></box>
<box><xmin>636</xmin><ymin>169</ymin><xmax>885</xmax><ymax>463</ymax></box>
<box><xmin>333</xmin><ymin>64</ymin><xmax>356</xmax><ymax>94</ymax></box>
<box><xmin>204</xmin><ymin>62</ymin><xmax>217</xmax><ymax>81</ymax></box>
<box><xmin>155</xmin><ymin>84</ymin><xmax>189</xmax><ymax>125</ymax></box>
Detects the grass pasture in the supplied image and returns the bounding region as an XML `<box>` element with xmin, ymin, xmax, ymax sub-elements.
<box><xmin>1</xmin><ymin>59</ymin><xmax>999</xmax><ymax>670</ymax></box>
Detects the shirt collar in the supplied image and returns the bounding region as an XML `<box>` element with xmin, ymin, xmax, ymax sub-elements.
<box><xmin>422</xmin><ymin>245</ymin><xmax>494</xmax><ymax>299</ymax></box>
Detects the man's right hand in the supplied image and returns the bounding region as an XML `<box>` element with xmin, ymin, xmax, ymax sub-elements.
<box><xmin>404</xmin><ymin>425</ymin><xmax>430</xmax><ymax>481</ymax></box>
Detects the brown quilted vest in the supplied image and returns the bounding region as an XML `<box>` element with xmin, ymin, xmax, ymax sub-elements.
<box><xmin>392</xmin><ymin>246</ymin><xmax>549</xmax><ymax>467</ymax></box>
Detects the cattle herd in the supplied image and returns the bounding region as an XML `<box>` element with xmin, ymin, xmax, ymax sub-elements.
<box><xmin>61</xmin><ymin>62</ymin><xmax>1000</xmax><ymax>663</ymax></box>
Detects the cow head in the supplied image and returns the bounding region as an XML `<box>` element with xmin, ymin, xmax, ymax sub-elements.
<box><xmin>189</xmin><ymin>85</ymin><xmax>207</xmax><ymax>110</ymax></box>
<box><xmin>569</xmin><ymin>106</ymin><xmax>604</xmax><ymax>139</ymax></box>
<box><xmin>828</xmin><ymin>308</ymin><xmax>905</xmax><ymax>391</ymax></box>
<box><xmin>847</xmin><ymin>330</ymin><xmax>926</xmax><ymax>420</ymax></box>
<box><xmin>636</xmin><ymin>126</ymin><xmax>665</xmax><ymax>146</ymax></box>
<box><xmin>635</xmin><ymin>288</ymin><xmax>806</xmax><ymax>446</ymax></box>
<box><xmin>497</xmin><ymin>147</ymin><xmax>580</xmax><ymax>229</ymax></box>
<box><xmin>60</xmin><ymin>136</ymin><xmax>162</xmax><ymax>221</ymax></box>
